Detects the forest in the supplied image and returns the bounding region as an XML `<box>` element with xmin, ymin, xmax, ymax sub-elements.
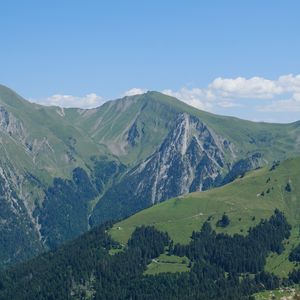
<box><xmin>0</xmin><ymin>210</ymin><xmax>297</xmax><ymax>300</ymax></box>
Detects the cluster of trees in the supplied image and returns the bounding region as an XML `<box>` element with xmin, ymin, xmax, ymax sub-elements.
<box><xmin>35</xmin><ymin>167</ymin><xmax>98</xmax><ymax>249</ymax></box>
<box><xmin>0</xmin><ymin>224</ymin><xmax>171</xmax><ymax>300</ymax></box>
<box><xmin>0</xmin><ymin>210</ymin><xmax>293</xmax><ymax>299</ymax></box>
<box><xmin>289</xmin><ymin>243</ymin><xmax>300</xmax><ymax>262</ymax></box>
<box><xmin>284</xmin><ymin>246</ymin><xmax>300</xmax><ymax>285</ymax></box>
<box><xmin>216</xmin><ymin>213</ymin><xmax>230</xmax><ymax>227</ymax></box>
<box><xmin>173</xmin><ymin>209</ymin><xmax>291</xmax><ymax>274</ymax></box>
<box><xmin>35</xmin><ymin>158</ymin><xmax>126</xmax><ymax>250</ymax></box>
<box><xmin>269</xmin><ymin>160</ymin><xmax>280</xmax><ymax>171</ymax></box>
<box><xmin>285</xmin><ymin>182</ymin><xmax>292</xmax><ymax>192</ymax></box>
<box><xmin>91</xmin><ymin>158</ymin><xmax>126</xmax><ymax>194</ymax></box>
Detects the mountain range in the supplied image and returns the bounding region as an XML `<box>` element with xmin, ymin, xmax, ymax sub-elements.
<box><xmin>1</xmin><ymin>157</ymin><xmax>299</xmax><ymax>299</ymax></box>
<box><xmin>0</xmin><ymin>84</ymin><xmax>300</xmax><ymax>270</ymax></box>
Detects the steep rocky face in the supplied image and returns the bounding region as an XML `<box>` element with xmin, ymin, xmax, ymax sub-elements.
<box><xmin>221</xmin><ymin>153</ymin><xmax>264</xmax><ymax>185</ymax></box>
<box><xmin>90</xmin><ymin>113</ymin><xmax>235</xmax><ymax>224</ymax></box>
<box><xmin>127</xmin><ymin>121</ymin><xmax>141</xmax><ymax>147</ymax></box>
<box><xmin>0</xmin><ymin>108</ymin><xmax>46</xmax><ymax>269</ymax></box>
<box><xmin>0</xmin><ymin>166</ymin><xmax>44</xmax><ymax>269</ymax></box>
<box><xmin>0</xmin><ymin>105</ymin><xmax>75</xmax><ymax>169</ymax></box>
<box><xmin>134</xmin><ymin>113</ymin><xmax>230</xmax><ymax>202</ymax></box>
<box><xmin>0</xmin><ymin>106</ymin><xmax>28</xmax><ymax>145</ymax></box>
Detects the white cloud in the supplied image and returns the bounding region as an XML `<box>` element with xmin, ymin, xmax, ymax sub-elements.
<box><xmin>277</xmin><ymin>74</ymin><xmax>300</xmax><ymax>93</ymax></box>
<box><xmin>36</xmin><ymin>93</ymin><xmax>104</xmax><ymax>109</ymax></box>
<box><xmin>162</xmin><ymin>88</ymin><xmax>214</xmax><ymax>110</ymax></box>
<box><xmin>122</xmin><ymin>88</ymin><xmax>147</xmax><ymax>97</ymax></box>
<box><xmin>161</xmin><ymin>74</ymin><xmax>300</xmax><ymax>115</ymax></box>
<box><xmin>258</xmin><ymin>93</ymin><xmax>300</xmax><ymax>112</ymax></box>
<box><xmin>29</xmin><ymin>75</ymin><xmax>300</xmax><ymax>121</ymax></box>
<box><xmin>209</xmin><ymin>76</ymin><xmax>282</xmax><ymax>99</ymax></box>
<box><xmin>31</xmin><ymin>88</ymin><xmax>149</xmax><ymax>109</ymax></box>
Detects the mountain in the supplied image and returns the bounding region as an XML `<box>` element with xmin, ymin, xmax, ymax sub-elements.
<box><xmin>0</xmin><ymin>158</ymin><xmax>299</xmax><ymax>299</ymax></box>
<box><xmin>0</xmin><ymin>84</ymin><xmax>299</xmax><ymax>269</ymax></box>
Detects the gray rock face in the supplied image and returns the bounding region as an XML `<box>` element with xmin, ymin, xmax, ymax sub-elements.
<box><xmin>221</xmin><ymin>153</ymin><xmax>264</xmax><ymax>185</ymax></box>
<box><xmin>0</xmin><ymin>106</ymin><xmax>28</xmax><ymax>143</ymax></box>
<box><xmin>91</xmin><ymin>113</ymin><xmax>235</xmax><ymax>224</ymax></box>
<box><xmin>0</xmin><ymin>166</ymin><xmax>44</xmax><ymax>269</ymax></box>
<box><xmin>133</xmin><ymin>113</ymin><xmax>229</xmax><ymax>203</ymax></box>
<box><xmin>127</xmin><ymin>121</ymin><xmax>141</xmax><ymax>147</ymax></box>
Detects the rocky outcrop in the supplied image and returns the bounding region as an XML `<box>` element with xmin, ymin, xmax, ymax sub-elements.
<box><xmin>0</xmin><ymin>106</ymin><xmax>55</xmax><ymax>166</ymax></box>
<box><xmin>127</xmin><ymin>121</ymin><xmax>141</xmax><ymax>147</ymax></box>
<box><xmin>90</xmin><ymin>113</ymin><xmax>235</xmax><ymax>224</ymax></box>
<box><xmin>133</xmin><ymin>113</ymin><xmax>230</xmax><ymax>203</ymax></box>
<box><xmin>221</xmin><ymin>153</ymin><xmax>264</xmax><ymax>185</ymax></box>
<box><xmin>0</xmin><ymin>165</ymin><xmax>44</xmax><ymax>269</ymax></box>
<box><xmin>0</xmin><ymin>106</ymin><xmax>28</xmax><ymax>144</ymax></box>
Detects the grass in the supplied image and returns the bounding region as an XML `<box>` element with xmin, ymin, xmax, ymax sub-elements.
<box><xmin>110</xmin><ymin>157</ymin><xmax>300</xmax><ymax>277</ymax></box>
<box><xmin>265</xmin><ymin>226</ymin><xmax>299</xmax><ymax>278</ymax></box>
<box><xmin>0</xmin><ymin>85</ymin><xmax>103</xmax><ymax>182</ymax></box>
<box><xmin>108</xmin><ymin>248</ymin><xmax>124</xmax><ymax>255</ymax></box>
<box><xmin>144</xmin><ymin>254</ymin><xmax>190</xmax><ymax>275</ymax></box>
<box><xmin>1</xmin><ymin>85</ymin><xmax>299</xmax><ymax>181</ymax></box>
<box><xmin>65</xmin><ymin>90</ymin><xmax>300</xmax><ymax>165</ymax></box>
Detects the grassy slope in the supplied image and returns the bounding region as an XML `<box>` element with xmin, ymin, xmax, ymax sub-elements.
<box><xmin>144</xmin><ymin>254</ymin><xmax>190</xmax><ymax>275</ymax></box>
<box><xmin>0</xmin><ymin>85</ymin><xmax>102</xmax><ymax>181</ymax></box>
<box><xmin>110</xmin><ymin>156</ymin><xmax>300</xmax><ymax>277</ymax></box>
<box><xmin>65</xmin><ymin>93</ymin><xmax>180</xmax><ymax>165</ymax></box>
<box><xmin>1</xmin><ymin>85</ymin><xmax>299</xmax><ymax>174</ymax></box>
<box><xmin>67</xmin><ymin>91</ymin><xmax>300</xmax><ymax>166</ymax></box>
<box><xmin>143</xmin><ymin>92</ymin><xmax>300</xmax><ymax>162</ymax></box>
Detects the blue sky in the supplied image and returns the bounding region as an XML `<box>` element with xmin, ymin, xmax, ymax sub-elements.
<box><xmin>1</xmin><ymin>0</ymin><xmax>300</xmax><ymax>122</ymax></box>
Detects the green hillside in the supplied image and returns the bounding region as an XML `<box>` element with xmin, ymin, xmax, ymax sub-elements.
<box><xmin>70</xmin><ymin>91</ymin><xmax>300</xmax><ymax>164</ymax></box>
<box><xmin>110</xmin><ymin>156</ymin><xmax>300</xmax><ymax>277</ymax></box>
<box><xmin>0</xmin><ymin>209</ymin><xmax>293</xmax><ymax>299</ymax></box>
<box><xmin>1</xmin><ymin>85</ymin><xmax>299</xmax><ymax>176</ymax></box>
<box><xmin>0</xmin><ymin>85</ymin><xmax>102</xmax><ymax>181</ymax></box>
<box><xmin>1</xmin><ymin>84</ymin><xmax>300</xmax><ymax>270</ymax></box>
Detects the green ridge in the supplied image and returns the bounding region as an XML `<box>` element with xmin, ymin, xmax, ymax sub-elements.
<box><xmin>110</xmin><ymin>156</ymin><xmax>300</xmax><ymax>277</ymax></box>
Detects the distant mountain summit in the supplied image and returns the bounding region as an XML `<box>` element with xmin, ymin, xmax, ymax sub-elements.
<box><xmin>0</xmin><ymin>84</ymin><xmax>299</xmax><ymax>269</ymax></box>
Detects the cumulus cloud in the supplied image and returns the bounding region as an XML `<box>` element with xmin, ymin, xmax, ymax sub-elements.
<box><xmin>277</xmin><ymin>74</ymin><xmax>300</xmax><ymax>93</ymax></box>
<box><xmin>161</xmin><ymin>74</ymin><xmax>300</xmax><ymax>115</ymax></box>
<box><xmin>32</xmin><ymin>88</ymin><xmax>149</xmax><ymax>109</ymax></box>
<box><xmin>36</xmin><ymin>93</ymin><xmax>104</xmax><ymax>109</ymax></box>
<box><xmin>209</xmin><ymin>76</ymin><xmax>282</xmax><ymax>99</ymax></box>
<box><xmin>162</xmin><ymin>88</ymin><xmax>214</xmax><ymax>110</ymax></box>
<box><xmin>162</xmin><ymin>87</ymin><xmax>243</xmax><ymax>111</ymax></box>
<box><xmin>30</xmin><ymin>75</ymin><xmax>300</xmax><ymax>121</ymax></box>
<box><xmin>258</xmin><ymin>93</ymin><xmax>300</xmax><ymax>112</ymax></box>
<box><xmin>122</xmin><ymin>88</ymin><xmax>148</xmax><ymax>97</ymax></box>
